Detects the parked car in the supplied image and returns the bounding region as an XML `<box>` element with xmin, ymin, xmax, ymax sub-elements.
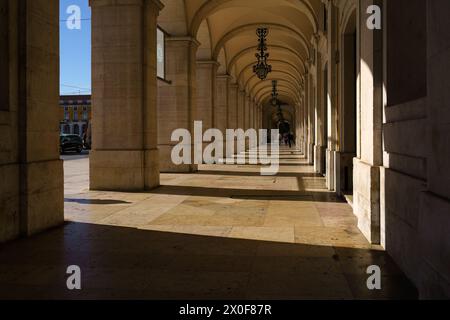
<box><xmin>60</xmin><ymin>134</ymin><xmax>84</xmax><ymax>154</ymax></box>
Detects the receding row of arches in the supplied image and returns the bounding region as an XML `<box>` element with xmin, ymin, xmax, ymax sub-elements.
<box><xmin>2</xmin><ymin>0</ymin><xmax>449</xmax><ymax>299</ymax></box>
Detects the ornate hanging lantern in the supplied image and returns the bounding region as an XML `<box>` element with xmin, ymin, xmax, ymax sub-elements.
<box><xmin>271</xmin><ymin>80</ymin><xmax>279</xmax><ymax>106</ymax></box>
<box><xmin>253</xmin><ymin>28</ymin><xmax>272</xmax><ymax>80</ymax></box>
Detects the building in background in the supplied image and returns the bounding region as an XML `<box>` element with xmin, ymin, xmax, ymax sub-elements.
<box><xmin>59</xmin><ymin>95</ymin><xmax>91</xmax><ymax>137</ymax></box>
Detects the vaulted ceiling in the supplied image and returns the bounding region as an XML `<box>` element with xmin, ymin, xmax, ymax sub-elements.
<box><xmin>158</xmin><ymin>0</ymin><xmax>322</xmax><ymax>108</ymax></box>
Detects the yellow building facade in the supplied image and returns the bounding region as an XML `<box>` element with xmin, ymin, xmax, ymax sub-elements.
<box><xmin>59</xmin><ymin>95</ymin><xmax>92</xmax><ymax>136</ymax></box>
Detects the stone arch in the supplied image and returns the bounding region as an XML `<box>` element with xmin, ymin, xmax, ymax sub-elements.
<box><xmin>196</xmin><ymin>19</ymin><xmax>213</xmax><ymax>60</ymax></box>
<box><xmin>212</xmin><ymin>23</ymin><xmax>310</xmax><ymax>60</ymax></box>
<box><xmin>217</xmin><ymin>48</ymin><xmax>227</xmax><ymax>75</ymax></box>
<box><xmin>189</xmin><ymin>0</ymin><xmax>319</xmax><ymax>37</ymax></box>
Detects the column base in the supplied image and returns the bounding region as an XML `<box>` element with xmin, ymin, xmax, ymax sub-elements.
<box><xmin>90</xmin><ymin>149</ymin><xmax>160</xmax><ymax>191</ymax></box>
<box><xmin>326</xmin><ymin>149</ymin><xmax>336</xmax><ymax>191</ymax></box>
<box><xmin>353</xmin><ymin>158</ymin><xmax>380</xmax><ymax>244</ymax></box>
<box><xmin>314</xmin><ymin>145</ymin><xmax>326</xmax><ymax>174</ymax></box>
<box><xmin>158</xmin><ymin>145</ymin><xmax>198</xmax><ymax>173</ymax></box>
<box><xmin>335</xmin><ymin>151</ymin><xmax>356</xmax><ymax>196</ymax></box>
<box><xmin>307</xmin><ymin>143</ymin><xmax>314</xmax><ymax>164</ymax></box>
<box><xmin>7</xmin><ymin>160</ymin><xmax>64</xmax><ymax>240</ymax></box>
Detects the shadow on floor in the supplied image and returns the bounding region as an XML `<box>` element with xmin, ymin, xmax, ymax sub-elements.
<box><xmin>0</xmin><ymin>222</ymin><xmax>417</xmax><ymax>300</ymax></box>
<box><xmin>64</xmin><ymin>198</ymin><xmax>132</xmax><ymax>205</ymax></box>
<box><xmin>196</xmin><ymin>170</ymin><xmax>323</xmax><ymax>178</ymax></box>
<box><xmin>151</xmin><ymin>185</ymin><xmax>343</xmax><ymax>203</ymax></box>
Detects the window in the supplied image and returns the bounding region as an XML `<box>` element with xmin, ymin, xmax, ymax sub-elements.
<box><xmin>83</xmin><ymin>106</ymin><xmax>88</xmax><ymax>120</ymax></box>
<box><xmin>0</xmin><ymin>1</ymin><xmax>8</xmax><ymax>111</ymax></box>
<box><xmin>73</xmin><ymin>106</ymin><xmax>78</xmax><ymax>121</ymax></box>
<box><xmin>64</xmin><ymin>106</ymin><xmax>70</xmax><ymax>120</ymax></box>
<box><xmin>157</xmin><ymin>27</ymin><xmax>166</xmax><ymax>80</ymax></box>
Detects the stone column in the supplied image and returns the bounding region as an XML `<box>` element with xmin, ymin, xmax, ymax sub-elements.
<box><xmin>251</xmin><ymin>100</ymin><xmax>256</xmax><ymax>129</ymax></box>
<box><xmin>227</xmin><ymin>83</ymin><xmax>239</xmax><ymax>156</ymax></box>
<box><xmin>215</xmin><ymin>74</ymin><xmax>230</xmax><ymax>158</ymax></box>
<box><xmin>0</xmin><ymin>0</ymin><xmax>63</xmax><ymax>241</ymax></box>
<box><xmin>244</xmin><ymin>96</ymin><xmax>252</xmax><ymax>150</ymax></box>
<box><xmin>307</xmin><ymin>73</ymin><xmax>315</xmax><ymax>164</ymax></box>
<box><xmin>252</xmin><ymin>103</ymin><xmax>256</xmax><ymax>131</ymax></box>
<box><xmin>237</xmin><ymin>90</ymin><xmax>246</xmax><ymax>151</ymax></box>
<box><xmin>237</xmin><ymin>90</ymin><xmax>246</xmax><ymax>129</ymax></box>
<box><xmin>256</xmin><ymin>105</ymin><xmax>261</xmax><ymax>131</ymax></box>
<box><xmin>419</xmin><ymin>0</ymin><xmax>450</xmax><ymax>298</ymax></box>
<box><xmin>196</xmin><ymin>60</ymin><xmax>219</xmax><ymax>153</ymax></box>
<box><xmin>353</xmin><ymin>0</ymin><xmax>383</xmax><ymax>244</ymax></box>
<box><xmin>325</xmin><ymin>2</ymin><xmax>338</xmax><ymax>191</ymax></box>
<box><xmin>227</xmin><ymin>83</ymin><xmax>239</xmax><ymax>129</ymax></box>
<box><xmin>314</xmin><ymin>53</ymin><xmax>326</xmax><ymax>174</ymax></box>
<box><xmin>90</xmin><ymin>0</ymin><xmax>163</xmax><ymax>190</ymax></box>
<box><xmin>157</xmin><ymin>36</ymin><xmax>199</xmax><ymax>172</ymax></box>
<box><xmin>296</xmin><ymin>102</ymin><xmax>304</xmax><ymax>151</ymax></box>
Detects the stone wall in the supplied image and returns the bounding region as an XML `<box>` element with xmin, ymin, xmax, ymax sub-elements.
<box><xmin>0</xmin><ymin>0</ymin><xmax>63</xmax><ymax>242</ymax></box>
<box><xmin>382</xmin><ymin>0</ymin><xmax>450</xmax><ymax>299</ymax></box>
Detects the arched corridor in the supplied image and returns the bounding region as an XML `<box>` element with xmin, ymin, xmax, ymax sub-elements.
<box><xmin>0</xmin><ymin>0</ymin><xmax>449</xmax><ymax>299</ymax></box>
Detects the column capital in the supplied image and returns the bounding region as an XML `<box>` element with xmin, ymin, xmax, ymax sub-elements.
<box><xmin>217</xmin><ymin>74</ymin><xmax>232</xmax><ymax>80</ymax></box>
<box><xmin>197</xmin><ymin>60</ymin><xmax>220</xmax><ymax>66</ymax></box>
<box><xmin>166</xmin><ymin>36</ymin><xmax>201</xmax><ymax>48</ymax></box>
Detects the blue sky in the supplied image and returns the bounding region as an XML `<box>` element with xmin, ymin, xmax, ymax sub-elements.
<box><xmin>60</xmin><ymin>0</ymin><xmax>91</xmax><ymax>95</ymax></box>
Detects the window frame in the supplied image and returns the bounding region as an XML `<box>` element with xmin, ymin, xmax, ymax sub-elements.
<box><xmin>156</xmin><ymin>26</ymin><xmax>171</xmax><ymax>84</ymax></box>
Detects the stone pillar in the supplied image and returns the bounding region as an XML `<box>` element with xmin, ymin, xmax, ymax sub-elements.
<box><xmin>196</xmin><ymin>60</ymin><xmax>219</xmax><ymax>152</ymax></box>
<box><xmin>227</xmin><ymin>83</ymin><xmax>239</xmax><ymax>156</ymax></box>
<box><xmin>90</xmin><ymin>0</ymin><xmax>163</xmax><ymax>190</ymax></box>
<box><xmin>307</xmin><ymin>73</ymin><xmax>315</xmax><ymax>164</ymax></box>
<box><xmin>314</xmin><ymin>53</ymin><xmax>326</xmax><ymax>174</ymax></box>
<box><xmin>256</xmin><ymin>105</ymin><xmax>261</xmax><ymax>131</ymax></box>
<box><xmin>253</xmin><ymin>103</ymin><xmax>257</xmax><ymax>130</ymax></box>
<box><xmin>325</xmin><ymin>2</ymin><xmax>338</xmax><ymax>191</ymax></box>
<box><xmin>228</xmin><ymin>83</ymin><xmax>239</xmax><ymax>129</ymax></box>
<box><xmin>296</xmin><ymin>102</ymin><xmax>304</xmax><ymax>151</ymax></box>
<box><xmin>157</xmin><ymin>36</ymin><xmax>199</xmax><ymax>172</ymax></box>
<box><xmin>252</xmin><ymin>101</ymin><xmax>256</xmax><ymax>129</ymax></box>
<box><xmin>353</xmin><ymin>0</ymin><xmax>383</xmax><ymax>244</ymax></box>
<box><xmin>237</xmin><ymin>90</ymin><xmax>246</xmax><ymax>129</ymax></box>
<box><xmin>215</xmin><ymin>74</ymin><xmax>230</xmax><ymax>158</ymax></box>
<box><xmin>243</xmin><ymin>95</ymin><xmax>250</xmax><ymax>131</ymax></box>
<box><xmin>0</xmin><ymin>0</ymin><xmax>63</xmax><ymax>242</ymax></box>
<box><xmin>237</xmin><ymin>90</ymin><xmax>246</xmax><ymax>151</ymax></box>
<box><xmin>417</xmin><ymin>0</ymin><xmax>450</xmax><ymax>298</ymax></box>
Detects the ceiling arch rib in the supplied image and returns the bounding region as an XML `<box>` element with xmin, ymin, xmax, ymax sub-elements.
<box><xmin>222</xmin><ymin>30</ymin><xmax>308</xmax><ymax>60</ymax></box>
<box><xmin>252</xmin><ymin>80</ymin><xmax>301</xmax><ymax>101</ymax></box>
<box><xmin>227</xmin><ymin>45</ymin><xmax>307</xmax><ymax>76</ymax></box>
<box><xmin>246</xmin><ymin>71</ymin><xmax>302</xmax><ymax>94</ymax></box>
<box><xmin>176</xmin><ymin>0</ymin><xmax>322</xmax><ymax>110</ymax></box>
<box><xmin>217</xmin><ymin>48</ymin><xmax>228</xmax><ymax>75</ymax></box>
<box><xmin>259</xmin><ymin>92</ymin><xmax>299</xmax><ymax>108</ymax></box>
<box><xmin>196</xmin><ymin>18</ymin><xmax>213</xmax><ymax>60</ymax></box>
<box><xmin>212</xmin><ymin>23</ymin><xmax>310</xmax><ymax>60</ymax></box>
<box><xmin>260</xmin><ymin>91</ymin><xmax>298</xmax><ymax>107</ymax></box>
<box><xmin>257</xmin><ymin>86</ymin><xmax>301</xmax><ymax>105</ymax></box>
<box><xmin>237</xmin><ymin>60</ymin><xmax>304</xmax><ymax>85</ymax></box>
<box><xmin>189</xmin><ymin>0</ymin><xmax>319</xmax><ymax>37</ymax></box>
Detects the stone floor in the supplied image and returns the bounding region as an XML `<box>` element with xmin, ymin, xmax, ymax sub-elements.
<box><xmin>0</xmin><ymin>147</ymin><xmax>417</xmax><ymax>299</ymax></box>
